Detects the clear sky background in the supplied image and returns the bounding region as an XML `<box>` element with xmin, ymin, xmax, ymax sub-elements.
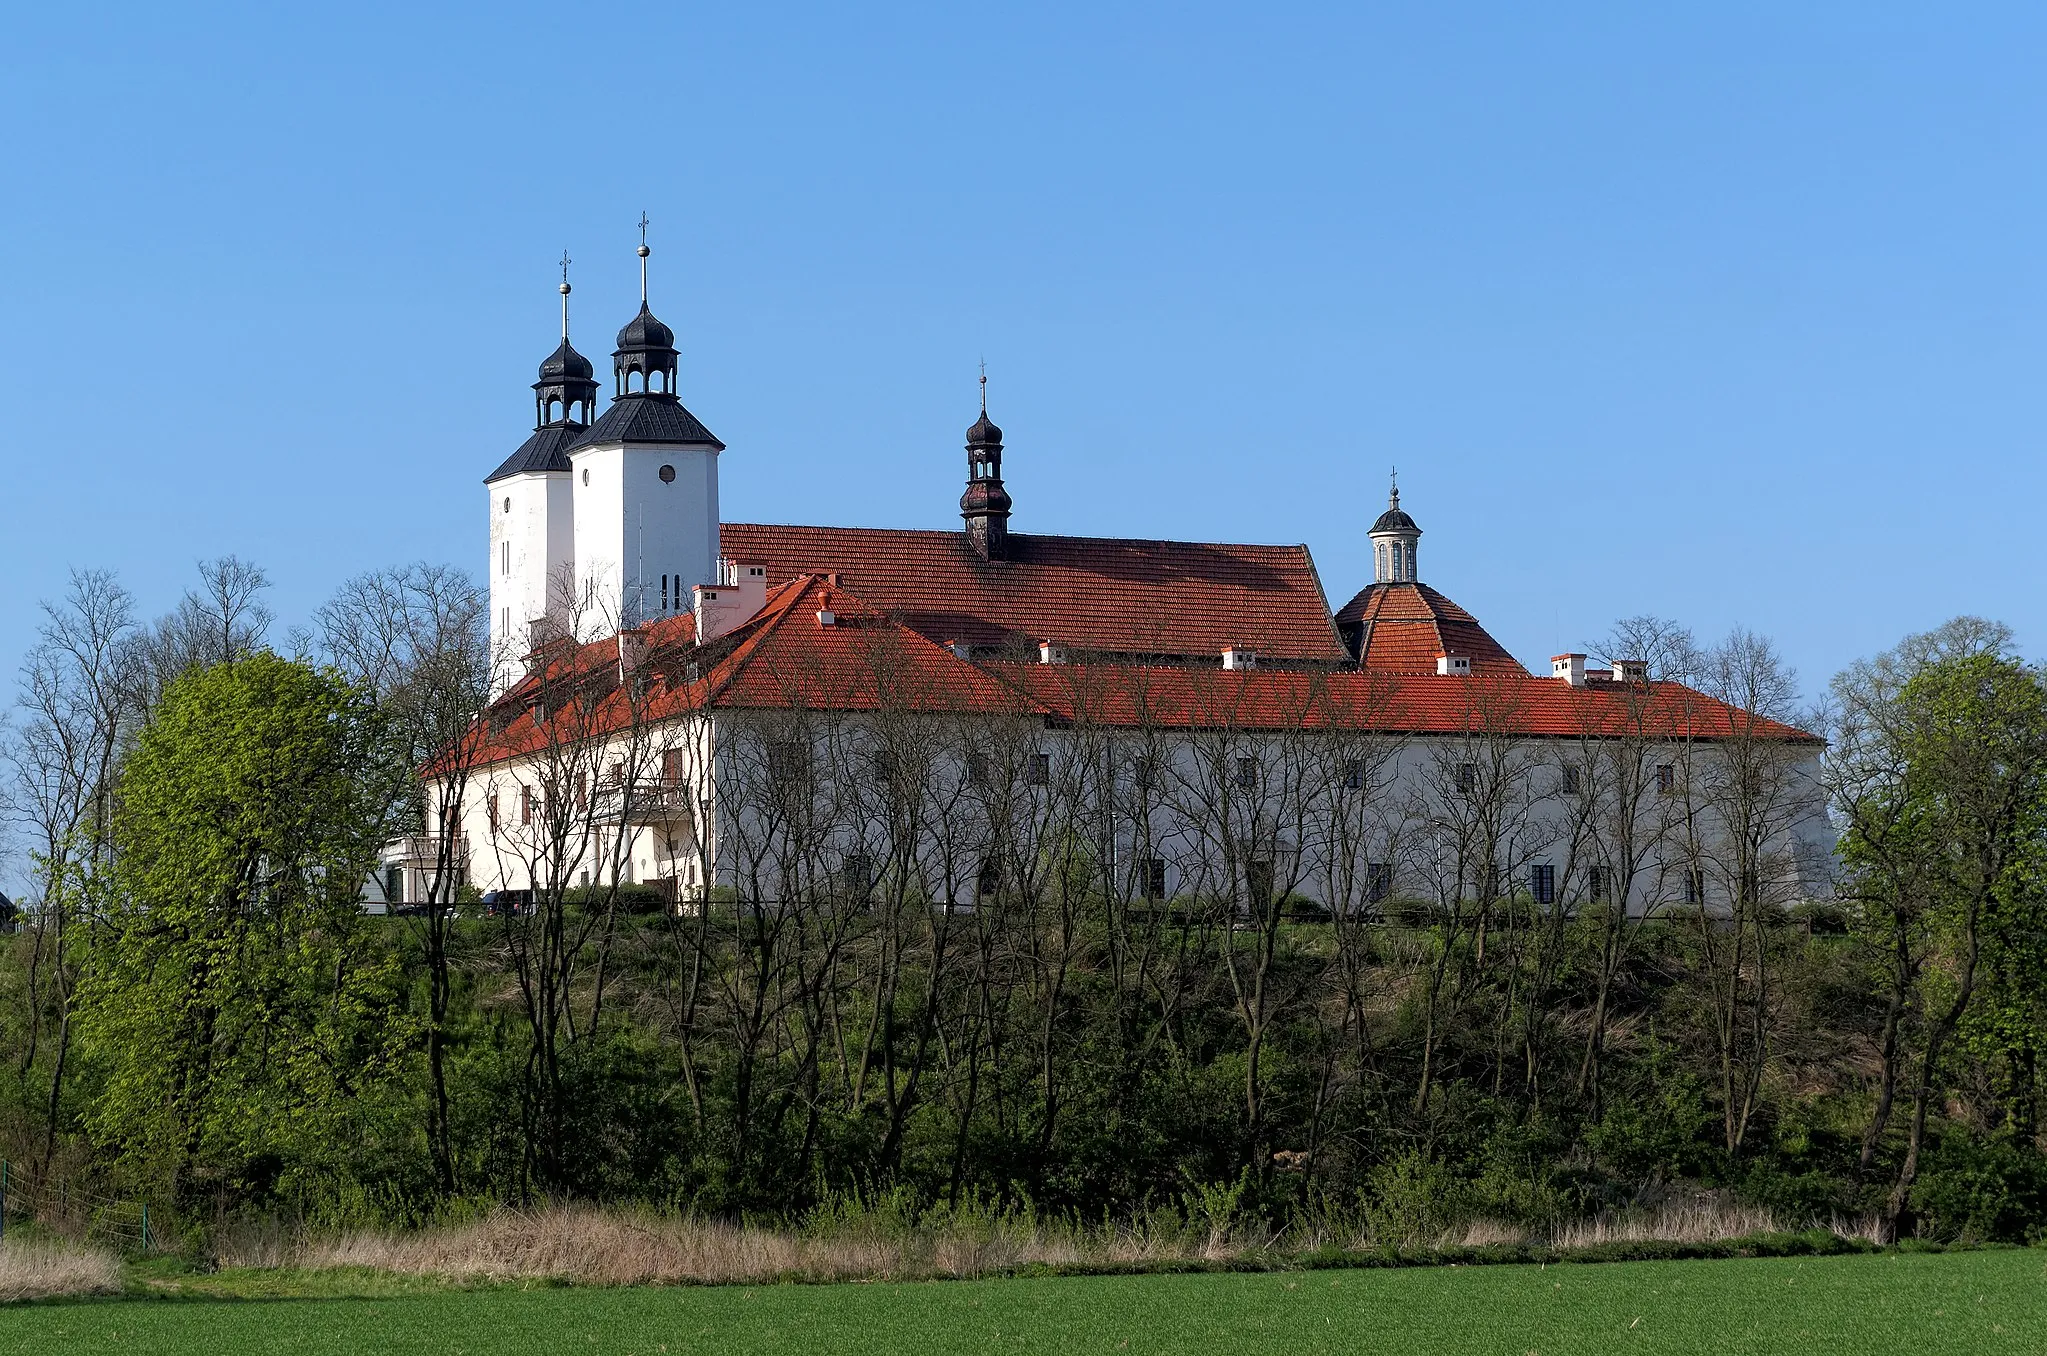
<box><xmin>4</xmin><ymin>3</ymin><xmax>2043</xmax><ymax>712</ymax></box>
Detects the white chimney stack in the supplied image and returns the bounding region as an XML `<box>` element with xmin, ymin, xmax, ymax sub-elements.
<box><xmin>1039</xmin><ymin>641</ymin><xmax>1067</xmax><ymax>665</ymax></box>
<box><xmin>1552</xmin><ymin>653</ymin><xmax>1588</xmax><ymax>687</ymax></box>
<box><xmin>1222</xmin><ymin>646</ymin><xmax>1258</xmax><ymax>670</ymax></box>
<box><xmin>1613</xmin><ymin>658</ymin><xmax>1648</xmax><ymax>684</ymax></box>
<box><xmin>1436</xmin><ymin>653</ymin><xmax>1471</xmax><ymax>676</ymax></box>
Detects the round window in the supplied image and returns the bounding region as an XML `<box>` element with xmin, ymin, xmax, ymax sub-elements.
<box><xmin>659</xmin><ymin>464</ymin><xmax>676</xmax><ymax>483</ymax></box>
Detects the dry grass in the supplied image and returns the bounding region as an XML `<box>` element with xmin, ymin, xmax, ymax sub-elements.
<box><xmin>223</xmin><ymin>1204</ymin><xmax>1273</xmax><ymax>1287</ymax></box>
<box><xmin>0</xmin><ymin>1237</ymin><xmax>123</xmax><ymax>1302</ymax></box>
<box><xmin>1549</xmin><ymin>1199</ymin><xmax>1782</xmax><ymax>1250</ymax></box>
<box><xmin>210</xmin><ymin>1192</ymin><xmax>1865</xmax><ymax>1289</ymax></box>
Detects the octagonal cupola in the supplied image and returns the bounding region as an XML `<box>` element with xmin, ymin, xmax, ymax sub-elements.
<box><xmin>1368</xmin><ymin>472</ymin><xmax>1421</xmax><ymax>583</ymax></box>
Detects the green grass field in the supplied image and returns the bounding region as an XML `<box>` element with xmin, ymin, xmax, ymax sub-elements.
<box><xmin>4</xmin><ymin>1249</ymin><xmax>2042</xmax><ymax>1355</ymax></box>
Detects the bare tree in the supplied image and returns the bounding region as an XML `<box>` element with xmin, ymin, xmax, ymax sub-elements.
<box><xmin>316</xmin><ymin>561</ymin><xmax>489</xmax><ymax>1194</ymax></box>
<box><xmin>4</xmin><ymin>570</ymin><xmax>138</xmax><ymax>1169</ymax></box>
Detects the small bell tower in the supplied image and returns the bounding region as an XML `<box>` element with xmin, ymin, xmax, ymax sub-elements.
<box><xmin>960</xmin><ymin>366</ymin><xmax>1011</xmax><ymax>561</ymax></box>
<box><xmin>1368</xmin><ymin>470</ymin><xmax>1421</xmax><ymax>584</ymax></box>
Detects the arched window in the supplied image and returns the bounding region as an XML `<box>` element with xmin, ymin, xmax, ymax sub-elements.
<box><xmin>1377</xmin><ymin>543</ymin><xmax>1387</xmax><ymax>578</ymax></box>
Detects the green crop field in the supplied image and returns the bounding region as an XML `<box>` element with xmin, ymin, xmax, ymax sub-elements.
<box><xmin>4</xmin><ymin>1249</ymin><xmax>2043</xmax><ymax>1355</ymax></box>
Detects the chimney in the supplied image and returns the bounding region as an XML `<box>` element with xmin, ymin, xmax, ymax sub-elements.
<box><xmin>816</xmin><ymin>589</ymin><xmax>837</xmax><ymax>627</ymax></box>
<box><xmin>1039</xmin><ymin>640</ymin><xmax>1066</xmax><ymax>665</ymax></box>
<box><xmin>1552</xmin><ymin>653</ymin><xmax>1587</xmax><ymax>687</ymax></box>
<box><xmin>1222</xmin><ymin>646</ymin><xmax>1258</xmax><ymax>671</ymax></box>
<box><xmin>1436</xmin><ymin>653</ymin><xmax>1471</xmax><ymax>676</ymax></box>
<box><xmin>949</xmin><ymin>639</ymin><xmax>972</xmax><ymax>661</ymax></box>
<box><xmin>1613</xmin><ymin>658</ymin><xmax>1648</xmax><ymax>684</ymax></box>
<box><xmin>618</xmin><ymin>629</ymin><xmax>649</xmax><ymax>684</ymax></box>
<box><xmin>693</xmin><ymin>560</ymin><xmax>769</xmax><ymax>644</ymax></box>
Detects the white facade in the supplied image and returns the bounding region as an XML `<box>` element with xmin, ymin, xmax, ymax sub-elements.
<box><xmin>488</xmin><ymin>470</ymin><xmax>575</xmax><ymax>696</ymax></box>
<box><xmin>567</xmin><ymin>441</ymin><xmax>721</xmax><ymax>638</ymax></box>
<box><xmin>450</xmin><ymin>703</ymin><xmax>1835</xmax><ymax>919</ymax></box>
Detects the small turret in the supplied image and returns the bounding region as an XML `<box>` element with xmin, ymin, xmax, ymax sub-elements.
<box><xmin>960</xmin><ymin>369</ymin><xmax>1011</xmax><ymax>561</ymax></box>
<box><xmin>1368</xmin><ymin>471</ymin><xmax>1421</xmax><ymax>583</ymax></box>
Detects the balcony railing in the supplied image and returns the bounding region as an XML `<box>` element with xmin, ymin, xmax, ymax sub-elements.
<box><xmin>590</xmin><ymin>781</ymin><xmax>699</xmax><ymax>826</ymax></box>
<box><xmin>400</xmin><ymin>833</ymin><xmax>468</xmax><ymax>866</ymax></box>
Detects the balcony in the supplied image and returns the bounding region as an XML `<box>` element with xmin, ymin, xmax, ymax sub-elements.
<box><xmin>590</xmin><ymin>781</ymin><xmax>699</xmax><ymax>827</ymax></box>
<box><xmin>399</xmin><ymin>833</ymin><xmax>468</xmax><ymax>866</ymax></box>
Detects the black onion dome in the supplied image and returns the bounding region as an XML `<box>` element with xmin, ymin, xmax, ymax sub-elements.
<box><xmin>538</xmin><ymin>338</ymin><xmax>594</xmax><ymax>382</ymax></box>
<box><xmin>1370</xmin><ymin>506</ymin><xmax>1419</xmax><ymax>534</ymax></box>
<box><xmin>966</xmin><ymin>411</ymin><xmax>1003</xmax><ymax>446</ymax></box>
<box><xmin>616</xmin><ymin>302</ymin><xmax>676</xmax><ymax>352</ymax></box>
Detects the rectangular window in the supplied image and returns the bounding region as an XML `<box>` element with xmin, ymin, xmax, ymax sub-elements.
<box><xmin>1684</xmin><ymin>867</ymin><xmax>1706</xmax><ymax>906</ymax></box>
<box><xmin>1342</xmin><ymin>760</ymin><xmax>1367</xmax><ymax>792</ymax></box>
<box><xmin>1132</xmin><ymin>754</ymin><xmax>1159</xmax><ymax>792</ymax></box>
<box><xmin>1588</xmin><ymin>865</ymin><xmax>1610</xmax><ymax>902</ymax></box>
<box><xmin>1137</xmin><ymin>856</ymin><xmax>1168</xmax><ymax>899</ymax></box>
<box><xmin>1657</xmin><ymin>764</ymin><xmax>1677</xmax><ymax>794</ymax></box>
<box><xmin>574</xmin><ymin>771</ymin><xmax>588</xmax><ymax>812</ymax></box>
<box><xmin>967</xmin><ymin>751</ymin><xmax>990</xmax><ymax>786</ymax></box>
<box><xmin>1366</xmin><ymin>862</ymin><xmax>1394</xmax><ymax>905</ymax></box>
<box><xmin>1026</xmin><ymin>752</ymin><xmax>1050</xmax><ymax>786</ymax></box>
<box><xmin>1246</xmin><ymin>857</ymin><xmax>1275</xmax><ymax>906</ymax></box>
<box><xmin>1529</xmin><ymin>863</ymin><xmax>1556</xmax><ymax>905</ymax></box>
<box><xmin>1235</xmin><ymin>757</ymin><xmax>1259</xmax><ymax>791</ymax></box>
<box><xmin>519</xmin><ymin>785</ymin><xmax>533</xmax><ymax>826</ymax></box>
<box><xmin>978</xmin><ymin>859</ymin><xmax>1003</xmax><ymax>898</ymax></box>
<box><xmin>662</xmin><ymin>749</ymin><xmax>687</xmax><ymax>784</ymax></box>
<box><xmin>842</xmin><ymin>852</ymin><xmax>874</xmax><ymax>895</ymax></box>
<box><xmin>501</xmin><ymin>541</ymin><xmax>510</xmax><ymax>576</ymax></box>
<box><xmin>768</xmin><ymin>740</ymin><xmax>809</xmax><ymax>787</ymax></box>
<box><xmin>487</xmin><ymin>792</ymin><xmax>500</xmax><ymax>833</ymax></box>
<box><xmin>1558</xmin><ymin>765</ymin><xmax>1581</xmax><ymax>796</ymax></box>
<box><xmin>384</xmin><ymin>864</ymin><xmax>403</xmax><ymax>905</ymax></box>
<box><xmin>1455</xmin><ymin>763</ymin><xmax>1478</xmax><ymax>795</ymax></box>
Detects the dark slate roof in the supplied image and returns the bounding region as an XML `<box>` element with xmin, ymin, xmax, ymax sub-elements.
<box><xmin>571</xmin><ymin>394</ymin><xmax>724</xmax><ymax>450</ymax></box>
<box><xmin>1370</xmin><ymin>507</ymin><xmax>1418</xmax><ymax>534</ymax></box>
<box><xmin>616</xmin><ymin>302</ymin><xmax>676</xmax><ymax>352</ymax></box>
<box><xmin>538</xmin><ymin>338</ymin><xmax>595</xmax><ymax>382</ymax></box>
<box><xmin>967</xmin><ymin>411</ymin><xmax>1003</xmax><ymax>445</ymax></box>
<box><xmin>485</xmin><ymin>423</ymin><xmax>579</xmax><ymax>482</ymax></box>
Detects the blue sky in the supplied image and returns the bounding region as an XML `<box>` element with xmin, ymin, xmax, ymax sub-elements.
<box><xmin>4</xmin><ymin>3</ymin><xmax>2042</xmax><ymax>708</ymax></box>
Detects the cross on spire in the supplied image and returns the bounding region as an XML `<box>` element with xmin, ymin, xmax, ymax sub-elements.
<box><xmin>558</xmin><ymin>250</ymin><xmax>572</xmax><ymax>339</ymax></box>
<box><xmin>979</xmin><ymin>357</ymin><xmax>987</xmax><ymax>414</ymax></box>
<box><xmin>1389</xmin><ymin>465</ymin><xmax>1400</xmax><ymax>509</ymax></box>
<box><xmin>636</xmin><ymin>213</ymin><xmax>651</xmax><ymax>302</ymax></box>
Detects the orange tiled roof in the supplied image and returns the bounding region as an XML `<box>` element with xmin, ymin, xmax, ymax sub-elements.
<box><xmin>719</xmin><ymin>523</ymin><xmax>1348</xmax><ymax>662</ymax></box>
<box><xmin>1333</xmin><ymin>581</ymin><xmax>1526</xmax><ymax>675</ymax></box>
<box><xmin>468</xmin><ymin>576</ymin><xmax>1816</xmax><ymax>768</ymax></box>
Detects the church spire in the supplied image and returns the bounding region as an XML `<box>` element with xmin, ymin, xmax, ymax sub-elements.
<box><xmin>533</xmin><ymin>256</ymin><xmax>597</xmax><ymax>428</ymax></box>
<box><xmin>1368</xmin><ymin>469</ymin><xmax>1421</xmax><ymax>583</ymax></box>
<box><xmin>613</xmin><ymin>217</ymin><xmax>679</xmax><ymax>399</ymax></box>
<box><xmin>961</xmin><ymin>366</ymin><xmax>1011</xmax><ymax>561</ymax></box>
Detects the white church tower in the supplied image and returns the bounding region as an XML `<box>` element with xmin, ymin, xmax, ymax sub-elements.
<box><xmin>486</xmin><ymin>266</ymin><xmax>597</xmax><ymax>697</ymax></box>
<box><xmin>568</xmin><ymin>230</ymin><xmax>724</xmax><ymax>637</ymax></box>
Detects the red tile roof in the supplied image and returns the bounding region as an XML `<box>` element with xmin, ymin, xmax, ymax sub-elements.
<box><xmin>719</xmin><ymin>523</ymin><xmax>1348</xmax><ymax>662</ymax></box>
<box><xmin>468</xmin><ymin>576</ymin><xmax>1816</xmax><ymax>768</ymax></box>
<box><xmin>1333</xmin><ymin>582</ymin><xmax>1526</xmax><ymax>675</ymax></box>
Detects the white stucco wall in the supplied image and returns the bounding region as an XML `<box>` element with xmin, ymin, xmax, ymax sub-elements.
<box><xmin>568</xmin><ymin>441</ymin><xmax>720</xmax><ymax>637</ymax></box>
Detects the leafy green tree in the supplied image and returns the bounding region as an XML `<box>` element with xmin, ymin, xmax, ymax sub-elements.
<box><xmin>1831</xmin><ymin>620</ymin><xmax>2047</xmax><ymax>1233</ymax></box>
<box><xmin>75</xmin><ymin>652</ymin><xmax>414</xmax><ymax>1208</ymax></box>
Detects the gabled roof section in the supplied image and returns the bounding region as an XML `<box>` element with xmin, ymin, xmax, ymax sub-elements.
<box><xmin>718</xmin><ymin>524</ymin><xmax>1348</xmax><ymax>662</ymax></box>
<box><xmin>1333</xmin><ymin>581</ymin><xmax>1525</xmax><ymax>676</ymax></box>
<box><xmin>571</xmin><ymin>394</ymin><xmax>723</xmax><ymax>450</ymax></box>
<box><xmin>485</xmin><ymin>423</ymin><xmax>580</xmax><ymax>482</ymax></box>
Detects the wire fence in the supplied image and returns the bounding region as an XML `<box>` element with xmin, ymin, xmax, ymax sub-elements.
<box><xmin>0</xmin><ymin>1159</ymin><xmax>154</xmax><ymax>1252</ymax></box>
